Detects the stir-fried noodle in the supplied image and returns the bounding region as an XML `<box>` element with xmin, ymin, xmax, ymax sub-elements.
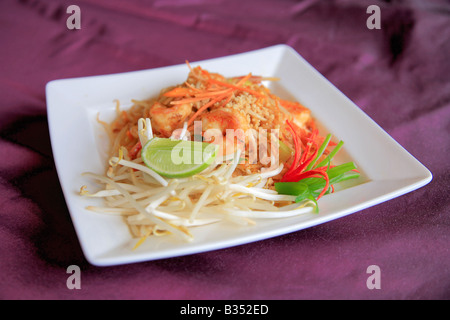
<box><xmin>81</xmin><ymin>63</ymin><xmax>335</xmax><ymax>247</ymax></box>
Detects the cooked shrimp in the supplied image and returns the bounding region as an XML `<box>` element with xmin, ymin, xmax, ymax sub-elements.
<box><xmin>200</xmin><ymin>108</ymin><xmax>249</xmax><ymax>134</ymax></box>
<box><xmin>200</xmin><ymin>108</ymin><xmax>249</xmax><ymax>156</ymax></box>
<box><xmin>280</xmin><ymin>100</ymin><xmax>311</xmax><ymax>130</ymax></box>
<box><xmin>149</xmin><ymin>102</ymin><xmax>192</xmax><ymax>137</ymax></box>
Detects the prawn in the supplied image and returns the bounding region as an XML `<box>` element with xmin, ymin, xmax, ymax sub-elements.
<box><xmin>279</xmin><ymin>100</ymin><xmax>312</xmax><ymax>130</ymax></box>
<box><xmin>199</xmin><ymin>108</ymin><xmax>249</xmax><ymax>158</ymax></box>
<box><xmin>149</xmin><ymin>102</ymin><xmax>192</xmax><ymax>137</ymax></box>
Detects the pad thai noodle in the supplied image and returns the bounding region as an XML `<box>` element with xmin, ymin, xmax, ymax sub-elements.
<box><xmin>81</xmin><ymin>62</ymin><xmax>359</xmax><ymax>247</ymax></box>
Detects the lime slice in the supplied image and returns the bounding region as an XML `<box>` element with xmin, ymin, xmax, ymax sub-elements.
<box><xmin>141</xmin><ymin>137</ymin><xmax>219</xmax><ymax>178</ymax></box>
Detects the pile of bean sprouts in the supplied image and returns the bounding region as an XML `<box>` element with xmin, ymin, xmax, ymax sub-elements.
<box><xmin>81</xmin><ymin>118</ymin><xmax>314</xmax><ymax>247</ymax></box>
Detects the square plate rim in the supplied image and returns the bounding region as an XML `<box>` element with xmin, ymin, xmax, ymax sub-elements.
<box><xmin>46</xmin><ymin>44</ymin><xmax>432</xmax><ymax>266</ymax></box>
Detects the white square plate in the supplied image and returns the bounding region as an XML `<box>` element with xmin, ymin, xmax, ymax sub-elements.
<box><xmin>46</xmin><ymin>45</ymin><xmax>432</xmax><ymax>266</ymax></box>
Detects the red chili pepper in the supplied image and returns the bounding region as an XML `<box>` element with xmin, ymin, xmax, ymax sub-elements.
<box><xmin>282</xmin><ymin>120</ymin><xmax>318</xmax><ymax>181</ymax></box>
<box><xmin>129</xmin><ymin>141</ymin><xmax>142</xmax><ymax>159</ymax></box>
<box><xmin>281</xmin><ymin>120</ymin><xmax>330</xmax><ymax>200</ymax></box>
<box><xmin>283</xmin><ymin>120</ymin><xmax>302</xmax><ymax>179</ymax></box>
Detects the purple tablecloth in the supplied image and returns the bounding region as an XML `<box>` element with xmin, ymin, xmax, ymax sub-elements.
<box><xmin>1</xmin><ymin>0</ymin><xmax>449</xmax><ymax>300</ymax></box>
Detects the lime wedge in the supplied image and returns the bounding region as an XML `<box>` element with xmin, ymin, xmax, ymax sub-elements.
<box><xmin>141</xmin><ymin>137</ymin><xmax>219</xmax><ymax>178</ymax></box>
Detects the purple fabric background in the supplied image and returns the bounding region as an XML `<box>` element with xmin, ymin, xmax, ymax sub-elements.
<box><xmin>1</xmin><ymin>0</ymin><xmax>449</xmax><ymax>300</ymax></box>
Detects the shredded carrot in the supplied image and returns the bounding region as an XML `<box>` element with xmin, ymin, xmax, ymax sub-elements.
<box><xmin>170</xmin><ymin>96</ymin><xmax>210</xmax><ymax>105</ymax></box>
<box><xmin>163</xmin><ymin>87</ymin><xmax>195</xmax><ymax>97</ymax></box>
<box><xmin>187</xmin><ymin>93</ymin><xmax>231</xmax><ymax>126</ymax></box>
<box><xmin>235</xmin><ymin>73</ymin><xmax>253</xmax><ymax>85</ymax></box>
<box><xmin>233</xmin><ymin>75</ymin><xmax>281</xmax><ymax>83</ymax></box>
<box><xmin>184</xmin><ymin>81</ymin><xmax>202</xmax><ymax>92</ymax></box>
<box><xmin>206</xmin><ymin>78</ymin><xmax>265</xmax><ymax>97</ymax></box>
<box><xmin>194</xmin><ymin>88</ymin><xmax>232</xmax><ymax>98</ymax></box>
